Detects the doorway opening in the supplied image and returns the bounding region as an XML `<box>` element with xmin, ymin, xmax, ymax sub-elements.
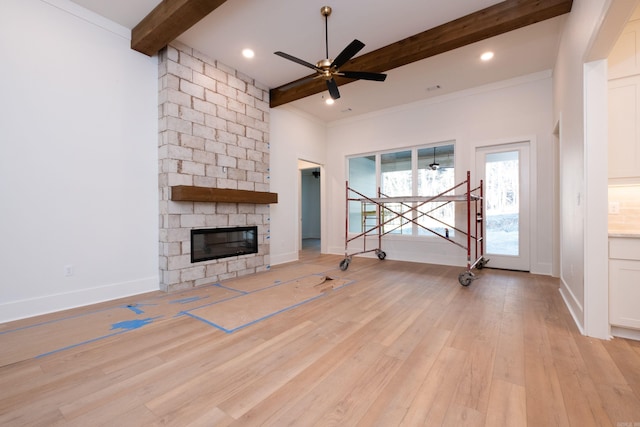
<box><xmin>299</xmin><ymin>160</ymin><xmax>322</xmax><ymax>255</ymax></box>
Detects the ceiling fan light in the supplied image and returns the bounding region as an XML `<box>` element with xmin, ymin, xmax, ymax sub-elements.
<box><xmin>242</xmin><ymin>48</ymin><xmax>255</xmax><ymax>59</ymax></box>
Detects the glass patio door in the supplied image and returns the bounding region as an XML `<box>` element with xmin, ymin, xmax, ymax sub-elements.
<box><xmin>476</xmin><ymin>143</ymin><xmax>530</xmax><ymax>271</ymax></box>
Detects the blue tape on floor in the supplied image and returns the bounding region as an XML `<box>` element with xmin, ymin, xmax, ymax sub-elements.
<box><xmin>110</xmin><ymin>317</ymin><xmax>157</xmax><ymax>331</ymax></box>
<box><xmin>36</xmin><ymin>330</ymin><xmax>127</xmax><ymax>359</ymax></box>
<box><xmin>35</xmin><ymin>315</ymin><xmax>164</xmax><ymax>359</ymax></box>
<box><xmin>170</xmin><ymin>296</ymin><xmax>205</xmax><ymax>304</ymax></box>
<box><xmin>183</xmin><ymin>278</ymin><xmax>358</xmax><ymax>334</ymax></box>
<box><xmin>212</xmin><ymin>283</ymin><xmax>249</xmax><ymax>294</ymax></box>
<box><xmin>9</xmin><ymin>271</ymin><xmax>357</xmax><ymax>362</ymax></box>
<box><xmin>123</xmin><ymin>303</ymin><xmax>157</xmax><ymax>315</ymax></box>
<box><xmin>181</xmin><ymin>312</ymin><xmax>231</xmax><ymax>333</ymax></box>
<box><xmin>125</xmin><ymin>304</ymin><xmax>144</xmax><ymax>315</ymax></box>
<box><xmin>223</xmin><ymin>294</ymin><xmax>326</xmax><ymax>334</ymax></box>
<box><xmin>0</xmin><ymin>305</ymin><xmax>118</xmax><ymax>335</ymax></box>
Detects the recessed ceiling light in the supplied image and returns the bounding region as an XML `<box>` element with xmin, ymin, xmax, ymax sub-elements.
<box><xmin>481</xmin><ymin>51</ymin><xmax>494</xmax><ymax>61</ymax></box>
<box><xmin>322</xmin><ymin>94</ymin><xmax>335</xmax><ymax>105</ymax></box>
<box><xmin>242</xmin><ymin>48</ymin><xmax>255</xmax><ymax>59</ymax></box>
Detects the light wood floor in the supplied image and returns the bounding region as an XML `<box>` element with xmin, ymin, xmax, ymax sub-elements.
<box><xmin>1</xmin><ymin>249</ymin><xmax>640</xmax><ymax>426</ymax></box>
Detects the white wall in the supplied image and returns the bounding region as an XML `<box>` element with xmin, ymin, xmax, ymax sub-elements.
<box><xmin>318</xmin><ymin>73</ymin><xmax>555</xmax><ymax>272</ymax></box>
<box><xmin>553</xmin><ymin>0</ymin><xmax>639</xmax><ymax>339</ymax></box>
<box><xmin>270</xmin><ymin>107</ymin><xmax>326</xmax><ymax>264</ymax></box>
<box><xmin>553</xmin><ymin>0</ymin><xmax>614</xmax><ymax>337</ymax></box>
<box><xmin>0</xmin><ymin>0</ymin><xmax>158</xmax><ymax>322</ymax></box>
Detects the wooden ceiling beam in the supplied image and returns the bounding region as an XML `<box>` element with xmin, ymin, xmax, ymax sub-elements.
<box><xmin>131</xmin><ymin>0</ymin><xmax>228</xmax><ymax>56</ymax></box>
<box><xmin>269</xmin><ymin>0</ymin><xmax>573</xmax><ymax>108</ymax></box>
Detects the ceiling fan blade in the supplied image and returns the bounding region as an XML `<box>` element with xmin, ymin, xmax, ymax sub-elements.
<box><xmin>274</xmin><ymin>51</ymin><xmax>321</xmax><ymax>72</ymax></box>
<box><xmin>326</xmin><ymin>78</ymin><xmax>340</xmax><ymax>100</ymax></box>
<box><xmin>331</xmin><ymin>39</ymin><xmax>365</xmax><ymax>69</ymax></box>
<box><xmin>339</xmin><ymin>71</ymin><xmax>387</xmax><ymax>82</ymax></box>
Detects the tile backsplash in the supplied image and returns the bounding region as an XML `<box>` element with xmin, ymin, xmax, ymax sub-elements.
<box><xmin>609</xmin><ymin>185</ymin><xmax>640</xmax><ymax>234</ymax></box>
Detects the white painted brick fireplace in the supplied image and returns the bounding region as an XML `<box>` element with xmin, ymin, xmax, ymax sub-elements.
<box><xmin>158</xmin><ymin>42</ymin><xmax>271</xmax><ymax>292</ymax></box>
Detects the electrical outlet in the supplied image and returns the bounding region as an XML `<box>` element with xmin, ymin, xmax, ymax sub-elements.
<box><xmin>608</xmin><ymin>201</ymin><xmax>620</xmax><ymax>214</ymax></box>
<box><xmin>64</xmin><ymin>265</ymin><xmax>74</xmax><ymax>277</ymax></box>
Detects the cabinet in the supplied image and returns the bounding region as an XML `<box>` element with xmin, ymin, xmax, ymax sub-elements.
<box><xmin>609</xmin><ymin>237</ymin><xmax>640</xmax><ymax>329</ymax></box>
<box><xmin>608</xmin><ymin>77</ymin><xmax>640</xmax><ymax>179</ymax></box>
<box><xmin>608</xmin><ymin>18</ymin><xmax>640</xmax><ymax>180</ymax></box>
<box><xmin>609</xmin><ymin>19</ymin><xmax>640</xmax><ymax>80</ymax></box>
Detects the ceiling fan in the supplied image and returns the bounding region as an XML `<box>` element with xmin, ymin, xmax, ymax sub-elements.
<box><xmin>274</xmin><ymin>6</ymin><xmax>387</xmax><ymax>100</ymax></box>
<box><xmin>429</xmin><ymin>147</ymin><xmax>440</xmax><ymax>170</ymax></box>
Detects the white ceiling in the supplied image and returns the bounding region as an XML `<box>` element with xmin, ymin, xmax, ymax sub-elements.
<box><xmin>70</xmin><ymin>0</ymin><xmax>567</xmax><ymax>122</ymax></box>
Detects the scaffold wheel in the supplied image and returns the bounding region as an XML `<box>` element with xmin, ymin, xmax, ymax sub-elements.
<box><xmin>458</xmin><ymin>271</ymin><xmax>475</xmax><ymax>286</ymax></box>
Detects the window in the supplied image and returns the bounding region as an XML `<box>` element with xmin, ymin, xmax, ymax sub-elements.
<box><xmin>347</xmin><ymin>143</ymin><xmax>455</xmax><ymax>236</ymax></box>
<box><xmin>416</xmin><ymin>146</ymin><xmax>455</xmax><ymax>235</ymax></box>
<box><xmin>380</xmin><ymin>150</ymin><xmax>412</xmax><ymax>234</ymax></box>
<box><xmin>348</xmin><ymin>155</ymin><xmax>375</xmax><ymax>233</ymax></box>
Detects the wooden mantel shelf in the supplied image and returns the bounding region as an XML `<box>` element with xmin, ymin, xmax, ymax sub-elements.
<box><xmin>171</xmin><ymin>186</ymin><xmax>278</xmax><ymax>204</ymax></box>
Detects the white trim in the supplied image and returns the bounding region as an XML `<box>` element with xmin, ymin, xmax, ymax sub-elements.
<box><xmin>583</xmin><ymin>59</ymin><xmax>611</xmax><ymax>340</ymax></box>
<box><xmin>270</xmin><ymin>252</ymin><xmax>299</xmax><ymax>266</ymax></box>
<box><xmin>0</xmin><ymin>276</ymin><xmax>159</xmax><ymax>324</ymax></box>
<box><xmin>278</xmin><ymin>104</ymin><xmax>328</xmax><ymax>126</ymax></box>
<box><xmin>532</xmin><ymin>262</ymin><xmax>552</xmax><ymax>276</ymax></box>
<box><xmin>559</xmin><ymin>279</ymin><xmax>586</xmax><ymax>335</ymax></box>
<box><xmin>584</xmin><ymin>0</ymin><xmax>640</xmax><ymax>63</ymax></box>
<box><xmin>553</xmin><ymin>119</ymin><xmax>561</xmax><ymax>278</ymax></box>
<box><xmin>475</xmin><ymin>140</ymin><xmax>534</xmax><ymax>272</ymax></box>
<box><xmin>40</xmin><ymin>0</ymin><xmax>131</xmax><ymax>39</ymax></box>
<box><xmin>611</xmin><ymin>326</ymin><xmax>640</xmax><ymax>340</ymax></box>
<box><xmin>328</xmin><ymin>71</ymin><xmax>553</xmax><ymax>128</ymax></box>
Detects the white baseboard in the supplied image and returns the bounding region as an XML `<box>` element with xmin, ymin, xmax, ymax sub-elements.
<box><xmin>531</xmin><ymin>262</ymin><xmax>552</xmax><ymax>276</ymax></box>
<box><xmin>0</xmin><ymin>276</ymin><xmax>159</xmax><ymax>324</ymax></box>
<box><xmin>270</xmin><ymin>251</ymin><xmax>299</xmax><ymax>266</ymax></box>
<box><xmin>611</xmin><ymin>326</ymin><xmax>640</xmax><ymax>341</ymax></box>
<box><xmin>558</xmin><ymin>278</ymin><xmax>585</xmax><ymax>335</ymax></box>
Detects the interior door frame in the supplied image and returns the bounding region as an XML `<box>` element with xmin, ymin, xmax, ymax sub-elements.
<box><xmin>475</xmin><ymin>139</ymin><xmax>535</xmax><ymax>272</ymax></box>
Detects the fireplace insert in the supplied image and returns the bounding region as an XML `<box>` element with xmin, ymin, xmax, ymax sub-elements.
<box><xmin>191</xmin><ymin>226</ymin><xmax>258</xmax><ymax>263</ymax></box>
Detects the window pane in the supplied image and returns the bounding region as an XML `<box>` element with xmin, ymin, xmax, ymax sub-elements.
<box><xmin>380</xmin><ymin>151</ymin><xmax>412</xmax><ymax>195</ymax></box>
<box><xmin>381</xmin><ymin>151</ymin><xmax>412</xmax><ymax>234</ymax></box>
<box><xmin>416</xmin><ymin>145</ymin><xmax>455</xmax><ymax>236</ymax></box>
<box><xmin>349</xmin><ymin>156</ymin><xmax>376</xmax><ymax>197</ymax></box>
<box><xmin>485</xmin><ymin>150</ymin><xmax>519</xmax><ymax>255</ymax></box>
<box><xmin>348</xmin><ymin>156</ymin><xmax>376</xmax><ymax>233</ymax></box>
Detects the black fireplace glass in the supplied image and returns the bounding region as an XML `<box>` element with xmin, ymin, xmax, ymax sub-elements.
<box><xmin>191</xmin><ymin>226</ymin><xmax>258</xmax><ymax>263</ymax></box>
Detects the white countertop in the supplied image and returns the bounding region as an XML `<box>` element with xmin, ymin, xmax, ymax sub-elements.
<box><xmin>609</xmin><ymin>233</ymin><xmax>640</xmax><ymax>238</ymax></box>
